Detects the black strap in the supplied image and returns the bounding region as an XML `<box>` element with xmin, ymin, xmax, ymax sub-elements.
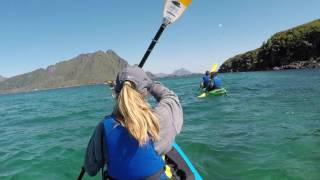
<box><xmin>77</xmin><ymin>166</ymin><xmax>85</xmax><ymax>180</ymax></box>
<box><xmin>101</xmin><ymin>124</ymin><xmax>106</xmax><ymax>180</ymax></box>
<box><xmin>144</xmin><ymin>167</ymin><xmax>165</xmax><ymax>180</ymax></box>
<box><xmin>105</xmin><ymin>167</ymin><xmax>165</xmax><ymax>180</ymax></box>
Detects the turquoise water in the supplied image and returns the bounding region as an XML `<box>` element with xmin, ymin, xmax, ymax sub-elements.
<box><xmin>1</xmin><ymin>69</ymin><xmax>320</xmax><ymax>180</ymax></box>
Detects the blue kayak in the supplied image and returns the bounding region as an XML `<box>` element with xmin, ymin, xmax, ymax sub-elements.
<box><xmin>165</xmin><ymin>143</ymin><xmax>203</xmax><ymax>180</ymax></box>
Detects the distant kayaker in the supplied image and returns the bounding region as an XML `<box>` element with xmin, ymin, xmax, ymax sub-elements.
<box><xmin>206</xmin><ymin>64</ymin><xmax>222</xmax><ymax>91</ymax></box>
<box><xmin>200</xmin><ymin>70</ymin><xmax>210</xmax><ymax>89</ymax></box>
<box><xmin>84</xmin><ymin>66</ymin><xmax>183</xmax><ymax>179</ymax></box>
<box><xmin>207</xmin><ymin>71</ymin><xmax>222</xmax><ymax>91</ymax></box>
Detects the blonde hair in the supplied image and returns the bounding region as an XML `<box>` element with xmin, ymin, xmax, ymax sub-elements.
<box><xmin>116</xmin><ymin>81</ymin><xmax>160</xmax><ymax>146</ymax></box>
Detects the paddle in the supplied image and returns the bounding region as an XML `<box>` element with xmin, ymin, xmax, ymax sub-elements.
<box><xmin>138</xmin><ymin>0</ymin><xmax>192</xmax><ymax>68</ymax></box>
<box><xmin>211</xmin><ymin>64</ymin><xmax>218</xmax><ymax>73</ymax></box>
<box><xmin>78</xmin><ymin>0</ymin><xmax>192</xmax><ymax>179</ymax></box>
<box><xmin>77</xmin><ymin>167</ymin><xmax>85</xmax><ymax>180</ymax></box>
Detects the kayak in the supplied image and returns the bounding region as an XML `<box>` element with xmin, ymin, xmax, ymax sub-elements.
<box><xmin>198</xmin><ymin>88</ymin><xmax>227</xmax><ymax>98</ymax></box>
<box><xmin>77</xmin><ymin>143</ymin><xmax>202</xmax><ymax>180</ymax></box>
<box><xmin>165</xmin><ymin>143</ymin><xmax>203</xmax><ymax>180</ymax></box>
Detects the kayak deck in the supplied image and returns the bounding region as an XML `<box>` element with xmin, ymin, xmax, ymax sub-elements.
<box><xmin>198</xmin><ymin>87</ymin><xmax>227</xmax><ymax>98</ymax></box>
<box><xmin>165</xmin><ymin>143</ymin><xmax>202</xmax><ymax>180</ymax></box>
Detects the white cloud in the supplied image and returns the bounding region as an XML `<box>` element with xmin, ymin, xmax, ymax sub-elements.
<box><xmin>218</xmin><ymin>24</ymin><xmax>223</xmax><ymax>28</ymax></box>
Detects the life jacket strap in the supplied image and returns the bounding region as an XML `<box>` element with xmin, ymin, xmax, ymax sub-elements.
<box><xmin>104</xmin><ymin>167</ymin><xmax>165</xmax><ymax>180</ymax></box>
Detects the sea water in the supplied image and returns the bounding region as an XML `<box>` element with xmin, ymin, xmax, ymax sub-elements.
<box><xmin>0</xmin><ymin>69</ymin><xmax>319</xmax><ymax>179</ymax></box>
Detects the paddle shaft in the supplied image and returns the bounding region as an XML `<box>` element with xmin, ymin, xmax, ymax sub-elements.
<box><xmin>77</xmin><ymin>167</ymin><xmax>85</xmax><ymax>180</ymax></box>
<box><xmin>77</xmin><ymin>1</ymin><xmax>191</xmax><ymax>177</ymax></box>
<box><xmin>77</xmin><ymin>23</ymin><xmax>167</xmax><ymax>180</ymax></box>
<box><xmin>138</xmin><ymin>23</ymin><xmax>167</xmax><ymax>68</ymax></box>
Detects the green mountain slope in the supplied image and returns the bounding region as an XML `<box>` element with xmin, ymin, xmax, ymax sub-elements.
<box><xmin>0</xmin><ymin>50</ymin><xmax>127</xmax><ymax>94</ymax></box>
<box><xmin>220</xmin><ymin>19</ymin><xmax>320</xmax><ymax>72</ymax></box>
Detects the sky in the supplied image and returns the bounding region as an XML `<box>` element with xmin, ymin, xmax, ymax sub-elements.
<box><xmin>0</xmin><ymin>0</ymin><xmax>320</xmax><ymax>77</ymax></box>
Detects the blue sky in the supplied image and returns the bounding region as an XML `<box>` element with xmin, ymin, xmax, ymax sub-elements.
<box><xmin>0</xmin><ymin>0</ymin><xmax>319</xmax><ymax>77</ymax></box>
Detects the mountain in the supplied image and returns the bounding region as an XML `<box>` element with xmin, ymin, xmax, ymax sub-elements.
<box><xmin>154</xmin><ymin>68</ymin><xmax>196</xmax><ymax>78</ymax></box>
<box><xmin>0</xmin><ymin>75</ymin><xmax>6</xmax><ymax>82</ymax></box>
<box><xmin>171</xmin><ymin>68</ymin><xmax>193</xmax><ymax>76</ymax></box>
<box><xmin>0</xmin><ymin>50</ymin><xmax>128</xmax><ymax>94</ymax></box>
<box><xmin>220</xmin><ymin>19</ymin><xmax>320</xmax><ymax>72</ymax></box>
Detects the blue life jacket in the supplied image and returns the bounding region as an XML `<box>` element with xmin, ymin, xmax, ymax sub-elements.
<box><xmin>213</xmin><ymin>76</ymin><xmax>222</xmax><ymax>89</ymax></box>
<box><xmin>102</xmin><ymin>115</ymin><xmax>165</xmax><ymax>180</ymax></box>
<box><xmin>202</xmin><ymin>76</ymin><xmax>210</xmax><ymax>87</ymax></box>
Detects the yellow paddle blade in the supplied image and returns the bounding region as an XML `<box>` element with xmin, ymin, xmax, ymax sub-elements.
<box><xmin>211</xmin><ymin>64</ymin><xmax>218</xmax><ymax>73</ymax></box>
<box><xmin>180</xmin><ymin>0</ymin><xmax>192</xmax><ymax>7</ymax></box>
<box><xmin>198</xmin><ymin>93</ymin><xmax>207</xmax><ymax>98</ymax></box>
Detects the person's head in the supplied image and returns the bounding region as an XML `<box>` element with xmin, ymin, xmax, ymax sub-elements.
<box><xmin>210</xmin><ymin>71</ymin><xmax>217</xmax><ymax>78</ymax></box>
<box><xmin>114</xmin><ymin>66</ymin><xmax>160</xmax><ymax>146</ymax></box>
<box><xmin>205</xmin><ymin>71</ymin><xmax>210</xmax><ymax>76</ymax></box>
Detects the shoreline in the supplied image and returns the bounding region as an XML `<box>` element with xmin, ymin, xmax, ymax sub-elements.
<box><xmin>0</xmin><ymin>83</ymin><xmax>107</xmax><ymax>96</ymax></box>
<box><xmin>1</xmin><ymin>68</ymin><xmax>319</xmax><ymax>96</ymax></box>
<box><xmin>219</xmin><ymin>66</ymin><xmax>320</xmax><ymax>74</ymax></box>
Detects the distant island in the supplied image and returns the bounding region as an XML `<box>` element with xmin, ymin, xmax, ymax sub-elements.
<box><xmin>219</xmin><ymin>19</ymin><xmax>320</xmax><ymax>72</ymax></box>
<box><xmin>0</xmin><ymin>75</ymin><xmax>6</xmax><ymax>82</ymax></box>
<box><xmin>0</xmin><ymin>50</ymin><xmax>127</xmax><ymax>94</ymax></box>
<box><xmin>154</xmin><ymin>68</ymin><xmax>200</xmax><ymax>78</ymax></box>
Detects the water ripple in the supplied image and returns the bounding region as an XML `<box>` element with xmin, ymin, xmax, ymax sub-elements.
<box><xmin>1</xmin><ymin>70</ymin><xmax>320</xmax><ymax>179</ymax></box>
